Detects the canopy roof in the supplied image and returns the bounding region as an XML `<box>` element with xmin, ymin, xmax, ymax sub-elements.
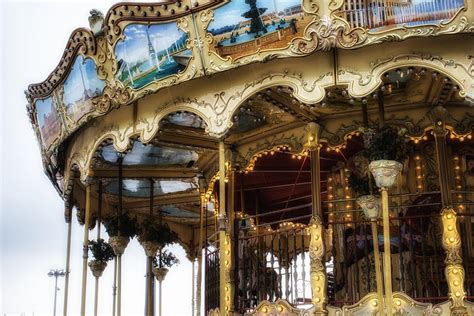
<box><xmin>25</xmin><ymin>1</ymin><xmax>474</xmax><ymax>258</ymax></box>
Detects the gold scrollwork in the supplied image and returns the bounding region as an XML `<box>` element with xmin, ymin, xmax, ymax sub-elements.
<box><xmin>27</xmin><ymin>28</ymin><xmax>97</xmax><ymax>100</ymax></box>
<box><xmin>309</xmin><ymin>216</ymin><xmax>327</xmax><ymax>315</ymax></box>
<box><xmin>441</xmin><ymin>207</ymin><xmax>468</xmax><ymax>315</ymax></box>
<box><xmin>220</xmin><ymin>232</ymin><xmax>233</xmax><ymax>315</ymax></box>
<box><xmin>249</xmin><ymin>299</ymin><xmax>300</xmax><ymax>315</ymax></box>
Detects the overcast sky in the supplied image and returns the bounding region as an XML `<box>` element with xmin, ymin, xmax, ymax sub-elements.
<box><xmin>0</xmin><ymin>1</ymin><xmax>195</xmax><ymax>315</ymax></box>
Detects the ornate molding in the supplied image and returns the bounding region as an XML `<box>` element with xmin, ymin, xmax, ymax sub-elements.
<box><xmin>26</xmin><ymin>28</ymin><xmax>97</xmax><ymax>100</ymax></box>
<box><xmin>249</xmin><ymin>299</ymin><xmax>300</xmax><ymax>315</ymax></box>
<box><xmin>309</xmin><ymin>216</ymin><xmax>327</xmax><ymax>314</ymax></box>
<box><xmin>441</xmin><ymin>207</ymin><xmax>468</xmax><ymax>314</ymax></box>
<box><xmin>234</xmin><ymin>126</ymin><xmax>306</xmax><ymax>170</ymax></box>
<box><xmin>219</xmin><ymin>232</ymin><xmax>233</xmax><ymax>315</ymax></box>
<box><xmin>339</xmin><ymin>52</ymin><xmax>473</xmax><ymax>99</ymax></box>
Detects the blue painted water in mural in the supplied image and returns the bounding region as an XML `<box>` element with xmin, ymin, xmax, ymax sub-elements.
<box><xmin>115</xmin><ymin>22</ymin><xmax>191</xmax><ymax>90</ymax></box>
<box><xmin>218</xmin><ymin>22</ymin><xmax>290</xmax><ymax>46</ymax></box>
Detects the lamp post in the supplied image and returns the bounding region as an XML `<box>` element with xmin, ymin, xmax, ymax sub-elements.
<box><xmin>48</xmin><ymin>269</ymin><xmax>65</xmax><ymax>316</ymax></box>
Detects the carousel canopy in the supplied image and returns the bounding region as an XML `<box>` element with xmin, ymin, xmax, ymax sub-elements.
<box><xmin>26</xmin><ymin>0</ymin><xmax>474</xmax><ymax>257</ymax></box>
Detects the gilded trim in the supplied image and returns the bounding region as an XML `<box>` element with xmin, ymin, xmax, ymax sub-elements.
<box><xmin>441</xmin><ymin>207</ymin><xmax>468</xmax><ymax>315</ymax></box>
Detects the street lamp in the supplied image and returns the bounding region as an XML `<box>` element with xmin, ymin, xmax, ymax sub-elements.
<box><xmin>48</xmin><ymin>269</ymin><xmax>65</xmax><ymax>316</ymax></box>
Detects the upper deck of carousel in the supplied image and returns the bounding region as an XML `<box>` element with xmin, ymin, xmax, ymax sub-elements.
<box><xmin>25</xmin><ymin>0</ymin><xmax>473</xmax><ymax>201</ymax></box>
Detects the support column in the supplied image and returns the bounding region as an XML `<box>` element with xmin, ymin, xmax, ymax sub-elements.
<box><xmin>381</xmin><ymin>187</ymin><xmax>393</xmax><ymax>316</ymax></box>
<box><xmin>307</xmin><ymin>122</ymin><xmax>327</xmax><ymax>316</ymax></box>
<box><xmin>63</xmin><ymin>203</ymin><xmax>73</xmax><ymax>316</ymax></box>
<box><xmin>80</xmin><ymin>183</ymin><xmax>92</xmax><ymax>316</ymax></box>
<box><xmin>94</xmin><ymin>181</ymin><xmax>102</xmax><ymax>316</ymax></box>
<box><xmin>112</xmin><ymin>258</ymin><xmax>117</xmax><ymax>316</ymax></box>
<box><xmin>117</xmin><ymin>157</ymin><xmax>123</xmax><ymax>316</ymax></box>
<box><xmin>145</xmin><ymin>178</ymin><xmax>155</xmax><ymax>316</ymax></box>
<box><xmin>218</xmin><ymin>141</ymin><xmax>233</xmax><ymax>315</ymax></box>
<box><xmin>430</xmin><ymin>109</ymin><xmax>467</xmax><ymax>315</ymax></box>
<box><xmin>192</xmin><ymin>260</ymin><xmax>195</xmax><ymax>316</ymax></box>
<box><xmin>196</xmin><ymin>191</ymin><xmax>205</xmax><ymax>316</ymax></box>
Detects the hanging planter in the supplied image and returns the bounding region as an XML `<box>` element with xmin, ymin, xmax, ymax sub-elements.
<box><xmin>356</xmin><ymin>194</ymin><xmax>381</xmax><ymax>220</ymax></box>
<box><xmin>368</xmin><ymin>160</ymin><xmax>403</xmax><ymax>189</ymax></box>
<box><xmin>88</xmin><ymin>260</ymin><xmax>108</xmax><ymax>278</ymax></box>
<box><xmin>348</xmin><ymin>168</ymin><xmax>380</xmax><ymax>220</ymax></box>
<box><xmin>108</xmin><ymin>236</ymin><xmax>130</xmax><ymax>256</ymax></box>
<box><xmin>152</xmin><ymin>267</ymin><xmax>169</xmax><ymax>282</ymax></box>
<box><xmin>141</xmin><ymin>241</ymin><xmax>161</xmax><ymax>258</ymax></box>
<box><xmin>88</xmin><ymin>239</ymin><xmax>115</xmax><ymax>277</ymax></box>
<box><xmin>365</xmin><ymin>126</ymin><xmax>411</xmax><ymax>189</ymax></box>
<box><xmin>138</xmin><ymin>221</ymin><xmax>178</xmax><ymax>258</ymax></box>
<box><xmin>103</xmin><ymin>212</ymin><xmax>138</xmax><ymax>256</ymax></box>
<box><xmin>152</xmin><ymin>250</ymin><xmax>179</xmax><ymax>282</ymax></box>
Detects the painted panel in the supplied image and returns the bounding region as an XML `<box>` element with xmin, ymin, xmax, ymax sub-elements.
<box><xmin>335</xmin><ymin>0</ymin><xmax>465</xmax><ymax>32</ymax></box>
<box><xmin>207</xmin><ymin>0</ymin><xmax>312</xmax><ymax>60</ymax></box>
<box><xmin>35</xmin><ymin>96</ymin><xmax>61</xmax><ymax>149</ymax></box>
<box><xmin>63</xmin><ymin>55</ymin><xmax>105</xmax><ymax>123</ymax></box>
<box><xmin>115</xmin><ymin>22</ymin><xmax>191</xmax><ymax>90</ymax></box>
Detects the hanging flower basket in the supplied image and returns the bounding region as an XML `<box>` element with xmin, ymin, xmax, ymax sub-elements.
<box><xmin>108</xmin><ymin>236</ymin><xmax>130</xmax><ymax>256</ymax></box>
<box><xmin>356</xmin><ymin>194</ymin><xmax>381</xmax><ymax>220</ymax></box>
<box><xmin>88</xmin><ymin>260</ymin><xmax>107</xmax><ymax>278</ymax></box>
<box><xmin>141</xmin><ymin>240</ymin><xmax>161</xmax><ymax>258</ymax></box>
<box><xmin>138</xmin><ymin>221</ymin><xmax>178</xmax><ymax>257</ymax></box>
<box><xmin>88</xmin><ymin>238</ymin><xmax>115</xmax><ymax>277</ymax></box>
<box><xmin>153</xmin><ymin>267</ymin><xmax>169</xmax><ymax>282</ymax></box>
<box><xmin>369</xmin><ymin>160</ymin><xmax>403</xmax><ymax>189</ymax></box>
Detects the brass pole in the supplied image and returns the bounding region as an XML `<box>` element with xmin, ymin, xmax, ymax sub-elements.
<box><xmin>112</xmin><ymin>258</ymin><xmax>117</xmax><ymax>316</ymax></box>
<box><xmin>158</xmin><ymin>279</ymin><xmax>163</xmax><ymax>316</ymax></box>
<box><xmin>309</xmin><ymin>142</ymin><xmax>328</xmax><ymax>316</ymax></box>
<box><xmin>80</xmin><ymin>184</ymin><xmax>92</xmax><ymax>316</ymax></box>
<box><xmin>196</xmin><ymin>193</ymin><xmax>205</xmax><ymax>316</ymax></box>
<box><xmin>431</xmin><ymin>116</ymin><xmax>467</xmax><ymax>313</ymax></box>
<box><xmin>63</xmin><ymin>205</ymin><xmax>73</xmax><ymax>316</ymax></box>
<box><xmin>117</xmin><ymin>157</ymin><xmax>123</xmax><ymax>316</ymax></box>
<box><xmin>145</xmin><ymin>178</ymin><xmax>155</xmax><ymax>316</ymax></box>
<box><xmin>381</xmin><ymin>188</ymin><xmax>393</xmax><ymax>316</ymax></box>
<box><xmin>218</xmin><ymin>141</ymin><xmax>232</xmax><ymax>314</ymax></box>
<box><xmin>192</xmin><ymin>260</ymin><xmax>195</xmax><ymax>316</ymax></box>
<box><xmin>370</xmin><ymin>220</ymin><xmax>384</xmax><ymax>313</ymax></box>
<box><xmin>117</xmin><ymin>255</ymin><xmax>122</xmax><ymax>316</ymax></box>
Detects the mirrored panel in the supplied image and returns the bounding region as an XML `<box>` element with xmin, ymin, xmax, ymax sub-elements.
<box><xmin>105</xmin><ymin>178</ymin><xmax>198</xmax><ymax>197</ymax></box>
<box><xmin>100</xmin><ymin>141</ymin><xmax>199</xmax><ymax>166</ymax></box>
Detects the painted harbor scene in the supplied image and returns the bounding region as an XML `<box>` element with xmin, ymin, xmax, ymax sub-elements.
<box><xmin>63</xmin><ymin>55</ymin><xmax>105</xmax><ymax>123</ymax></box>
<box><xmin>208</xmin><ymin>0</ymin><xmax>311</xmax><ymax>60</ymax></box>
<box><xmin>115</xmin><ymin>22</ymin><xmax>191</xmax><ymax>90</ymax></box>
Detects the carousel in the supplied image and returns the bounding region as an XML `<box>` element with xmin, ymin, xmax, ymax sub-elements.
<box><xmin>26</xmin><ymin>0</ymin><xmax>474</xmax><ymax>315</ymax></box>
